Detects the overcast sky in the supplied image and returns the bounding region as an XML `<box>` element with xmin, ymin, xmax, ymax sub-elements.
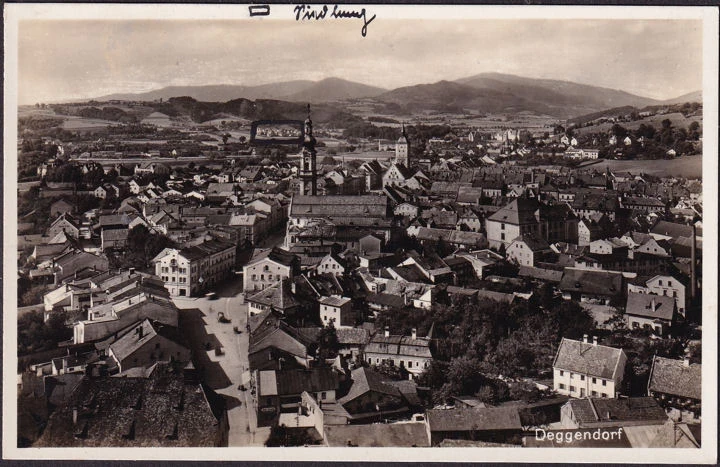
<box><xmin>18</xmin><ymin>18</ymin><xmax>703</xmax><ymax>104</ymax></box>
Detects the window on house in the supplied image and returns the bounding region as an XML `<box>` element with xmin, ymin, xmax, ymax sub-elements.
<box><xmin>569</xmin><ymin>385</ymin><xmax>576</xmax><ymax>392</ymax></box>
<box><xmin>580</xmin><ymin>375</ymin><xmax>585</xmax><ymax>381</ymax></box>
<box><xmin>591</xmin><ymin>390</ymin><xmax>598</xmax><ymax>397</ymax></box>
<box><xmin>592</xmin><ymin>377</ymin><xmax>597</xmax><ymax>384</ymax></box>
<box><xmin>602</xmin><ymin>380</ymin><xmax>607</xmax><ymax>386</ymax></box>
<box><xmin>658</xmin><ymin>280</ymin><xmax>663</xmax><ymax>286</ymax></box>
<box><xmin>559</xmin><ymin>370</ymin><xmax>564</xmax><ymax>376</ymax></box>
<box><xmin>321</xmin><ymin>392</ymin><xmax>327</xmax><ymax>400</ymax></box>
<box><xmin>408</xmin><ymin>361</ymin><xmax>413</xmax><ymax>368</ymax></box>
<box><xmin>570</xmin><ymin>373</ymin><xmax>574</xmax><ymax>379</ymax></box>
<box><xmin>601</xmin><ymin>393</ymin><xmax>608</xmax><ymax>398</ymax></box>
<box><xmin>558</xmin><ymin>383</ymin><xmax>566</xmax><ymax>390</ymax></box>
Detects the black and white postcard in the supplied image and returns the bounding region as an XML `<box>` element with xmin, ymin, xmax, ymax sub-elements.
<box><xmin>3</xmin><ymin>3</ymin><xmax>717</xmax><ymax>463</ymax></box>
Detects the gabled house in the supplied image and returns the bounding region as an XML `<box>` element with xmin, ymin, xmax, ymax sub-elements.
<box><xmin>558</xmin><ymin>268</ymin><xmax>623</xmax><ymax>305</ymax></box>
<box><xmin>47</xmin><ymin>214</ymin><xmax>80</xmax><ymax>239</ymax></box>
<box><xmin>553</xmin><ymin>336</ymin><xmax>627</xmax><ymax>399</ymax></box>
<box><xmin>337</xmin><ymin>367</ymin><xmax>413</xmax><ymax>423</ymax></box>
<box><xmin>364</xmin><ymin>328</ymin><xmax>433</xmax><ymax>379</ymax></box>
<box><xmin>624</xmin><ymin>292</ymin><xmax>676</xmax><ymax>335</ymax></box>
<box><xmin>50</xmin><ymin>199</ymin><xmax>75</xmax><ymax>218</ymax></box>
<box><xmin>560</xmin><ymin>397</ymin><xmax>667</xmax><ymax>429</ymax></box>
<box><xmin>256</xmin><ymin>367</ymin><xmax>339</xmax><ymax>426</ymax></box>
<box><xmin>316</xmin><ymin>253</ymin><xmax>347</xmax><ymax>277</ymax></box>
<box><xmin>426</xmin><ymin>407</ymin><xmax>523</xmax><ymax>446</ymax></box>
<box><xmin>107</xmin><ymin>319</ymin><xmax>190</xmax><ymax>374</ymax></box>
<box><xmin>246</xmin><ymin>279</ymin><xmax>303</xmax><ymax>317</ymax></box>
<box><xmin>627</xmin><ymin>274</ymin><xmax>688</xmax><ymax>317</ymax></box>
<box><xmin>242</xmin><ymin>248</ymin><xmax>300</xmax><ymax>292</ymax></box>
<box><xmin>647</xmin><ymin>356</ymin><xmax>701</xmax><ymax>420</ymax></box>
<box><xmin>319</xmin><ymin>295</ymin><xmax>353</xmax><ymax>328</ymax></box>
<box><xmin>506</xmin><ymin>234</ymin><xmax>551</xmax><ymax>267</ymax></box>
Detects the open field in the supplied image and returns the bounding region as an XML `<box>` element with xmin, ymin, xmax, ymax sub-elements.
<box><xmin>574</xmin><ymin>112</ymin><xmax>701</xmax><ymax>136</ymax></box>
<box><xmin>582</xmin><ymin>155</ymin><xmax>703</xmax><ymax>179</ymax></box>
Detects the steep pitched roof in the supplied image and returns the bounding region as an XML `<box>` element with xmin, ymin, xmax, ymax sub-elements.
<box><xmin>246</xmin><ymin>279</ymin><xmax>301</xmax><ymax>311</ymax></box>
<box><xmin>625</xmin><ymin>292</ymin><xmax>675</xmax><ymax>321</ymax></box>
<box><xmin>553</xmin><ymin>338</ymin><xmax>625</xmax><ymax>380</ymax></box>
<box><xmin>566</xmin><ymin>397</ymin><xmax>667</xmax><ymax>425</ymax></box>
<box><xmin>487</xmin><ymin>198</ymin><xmax>541</xmax><ymax>225</ymax></box>
<box><xmin>426</xmin><ymin>407</ymin><xmax>522</xmax><ymax>432</ymax></box>
<box><xmin>339</xmin><ymin>367</ymin><xmax>401</xmax><ymax>405</ymax></box>
<box><xmin>273</xmin><ymin>367</ymin><xmax>338</xmax><ymax>395</ymax></box>
<box><xmin>559</xmin><ymin>268</ymin><xmax>623</xmax><ymax>297</ymax></box>
<box><xmin>648</xmin><ymin>356</ymin><xmax>701</xmax><ymax>400</ymax></box>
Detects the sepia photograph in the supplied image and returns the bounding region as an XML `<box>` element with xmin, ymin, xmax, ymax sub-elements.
<box><xmin>3</xmin><ymin>3</ymin><xmax>717</xmax><ymax>463</ymax></box>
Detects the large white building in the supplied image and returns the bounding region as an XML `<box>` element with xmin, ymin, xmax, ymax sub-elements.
<box><xmin>152</xmin><ymin>239</ymin><xmax>236</xmax><ymax>297</ymax></box>
<box><xmin>242</xmin><ymin>247</ymin><xmax>299</xmax><ymax>292</ymax></box>
<box><xmin>552</xmin><ymin>336</ymin><xmax>627</xmax><ymax>399</ymax></box>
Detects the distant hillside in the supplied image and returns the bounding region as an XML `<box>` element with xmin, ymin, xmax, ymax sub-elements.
<box><xmin>94</xmin><ymin>81</ymin><xmax>315</xmax><ymax>103</ymax></box>
<box><xmin>374</xmin><ymin>74</ymin><xmax>663</xmax><ymax>119</ymax></box>
<box><xmin>92</xmin><ymin>78</ymin><xmax>384</xmax><ymax>104</ymax></box>
<box><xmin>145</xmin><ymin>96</ymin><xmax>363</xmax><ymax>125</ymax></box>
<box><xmin>661</xmin><ymin>90</ymin><xmax>702</xmax><ymax>105</ymax></box>
<box><xmin>378</xmin><ymin>80</ymin><xmax>586</xmax><ymax>118</ymax></box>
<box><xmin>282</xmin><ymin>77</ymin><xmax>386</xmax><ymax>102</ymax></box>
<box><xmin>457</xmin><ymin>73</ymin><xmax>661</xmax><ymax>111</ymax></box>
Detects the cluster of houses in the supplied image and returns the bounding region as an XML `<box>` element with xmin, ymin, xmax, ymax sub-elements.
<box><xmin>17</xmin><ymin>117</ymin><xmax>703</xmax><ymax>448</ymax></box>
<box><xmin>19</xmin><ymin>269</ymin><xmax>230</xmax><ymax>447</ymax></box>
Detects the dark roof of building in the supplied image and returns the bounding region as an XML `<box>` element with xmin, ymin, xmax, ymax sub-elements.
<box><xmin>518</xmin><ymin>265</ymin><xmax>564</xmax><ymax>283</ymax></box>
<box><xmin>247</xmin><ymin>247</ymin><xmax>298</xmax><ymax>268</ymax></box>
<box><xmin>34</xmin><ymin>364</ymin><xmax>224</xmax><ymax>447</ymax></box>
<box><xmin>336</xmin><ymin>327</ymin><xmax>370</xmax><ymax>346</ymax></box>
<box><xmin>179</xmin><ymin>239</ymin><xmax>235</xmax><ymax>261</ymax></box>
<box><xmin>426</xmin><ymin>407</ymin><xmax>522</xmax><ymax>432</ymax></box>
<box><xmin>553</xmin><ymin>338</ymin><xmax>625</xmax><ymax>380</ymax></box>
<box><xmin>365</xmin><ymin>333</ymin><xmax>432</xmax><ymax>359</ymax></box>
<box><xmin>566</xmin><ymin>397</ymin><xmax>667</xmax><ymax>426</ymax></box>
<box><xmin>625</xmin><ymin>292</ymin><xmax>676</xmax><ymax>321</ymax></box>
<box><xmin>487</xmin><ymin>198</ymin><xmax>541</xmax><ymax>225</ymax></box>
<box><xmin>648</xmin><ymin>356</ymin><xmax>701</xmax><ymax>400</ymax></box>
<box><xmin>290</xmin><ymin>195</ymin><xmax>389</xmax><ymax>220</ymax></box>
<box><xmin>511</xmin><ymin>233</ymin><xmax>550</xmax><ymax>252</ymax></box>
<box><xmin>415</xmin><ymin>227</ymin><xmax>487</xmax><ymax>248</ymax></box>
<box><xmin>324</xmin><ymin>422</ymin><xmax>429</xmax><ymax>447</ymax></box>
<box><xmin>651</xmin><ymin>220</ymin><xmax>700</xmax><ymax>239</ymax></box>
<box><xmin>246</xmin><ymin>279</ymin><xmax>301</xmax><ymax>311</ymax></box>
<box><xmin>339</xmin><ymin>367</ymin><xmax>401</xmax><ymax>405</ymax></box>
<box><xmin>558</xmin><ymin>268</ymin><xmax>623</xmax><ymax>297</ymax></box>
<box><xmin>365</xmin><ymin>292</ymin><xmax>406</xmax><ymax>309</ymax></box>
<box><xmin>274</xmin><ymin>367</ymin><xmax>339</xmax><ymax>395</ymax></box>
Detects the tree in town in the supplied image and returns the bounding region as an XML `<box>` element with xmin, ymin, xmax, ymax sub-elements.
<box><xmin>316</xmin><ymin>322</ymin><xmax>341</xmax><ymax>361</ymax></box>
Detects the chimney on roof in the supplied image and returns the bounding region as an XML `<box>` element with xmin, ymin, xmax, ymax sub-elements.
<box><xmin>384</xmin><ymin>327</ymin><xmax>390</xmax><ymax>338</ymax></box>
<box><xmin>137</xmin><ymin>325</ymin><xmax>144</xmax><ymax>339</ymax></box>
<box><xmin>650</xmin><ymin>297</ymin><xmax>656</xmax><ymax>311</ymax></box>
<box><xmin>72</xmin><ymin>407</ymin><xmax>78</xmax><ymax>425</ymax></box>
<box><xmin>583</xmin><ymin>334</ymin><xmax>589</xmax><ymax>344</ymax></box>
<box><xmin>593</xmin><ymin>336</ymin><xmax>598</xmax><ymax>346</ymax></box>
<box><xmin>411</xmin><ymin>328</ymin><xmax>417</xmax><ymax>340</ymax></box>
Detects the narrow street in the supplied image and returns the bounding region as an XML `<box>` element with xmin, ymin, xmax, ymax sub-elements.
<box><xmin>174</xmin><ymin>277</ymin><xmax>270</xmax><ymax>446</ymax></box>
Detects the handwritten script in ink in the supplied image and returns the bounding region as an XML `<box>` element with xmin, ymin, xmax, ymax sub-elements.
<box><xmin>293</xmin><ymin>4</ymin><xmax>377</xmax><ymax>37</ymax></box>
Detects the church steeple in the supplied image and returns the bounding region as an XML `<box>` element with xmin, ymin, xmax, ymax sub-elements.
<box><xmin>299</xmin><ymin>104</ymin><xmax>318</xmax><ymax>195</ymax></box>
<box><xmin>395</xmin><ymin>121</ymin><xmax>409</xmax><ymax>166</ymax></box>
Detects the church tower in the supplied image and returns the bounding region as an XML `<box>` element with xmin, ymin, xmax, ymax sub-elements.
<box><xmin>395</xmin><ymin>122</ymin><xmax>409</xmax><ymax>166</ymax></box>
<box><xmin>299</xmin><ymin>104</ymin><xmax>317</xmax><ymax>196</ymax></box>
